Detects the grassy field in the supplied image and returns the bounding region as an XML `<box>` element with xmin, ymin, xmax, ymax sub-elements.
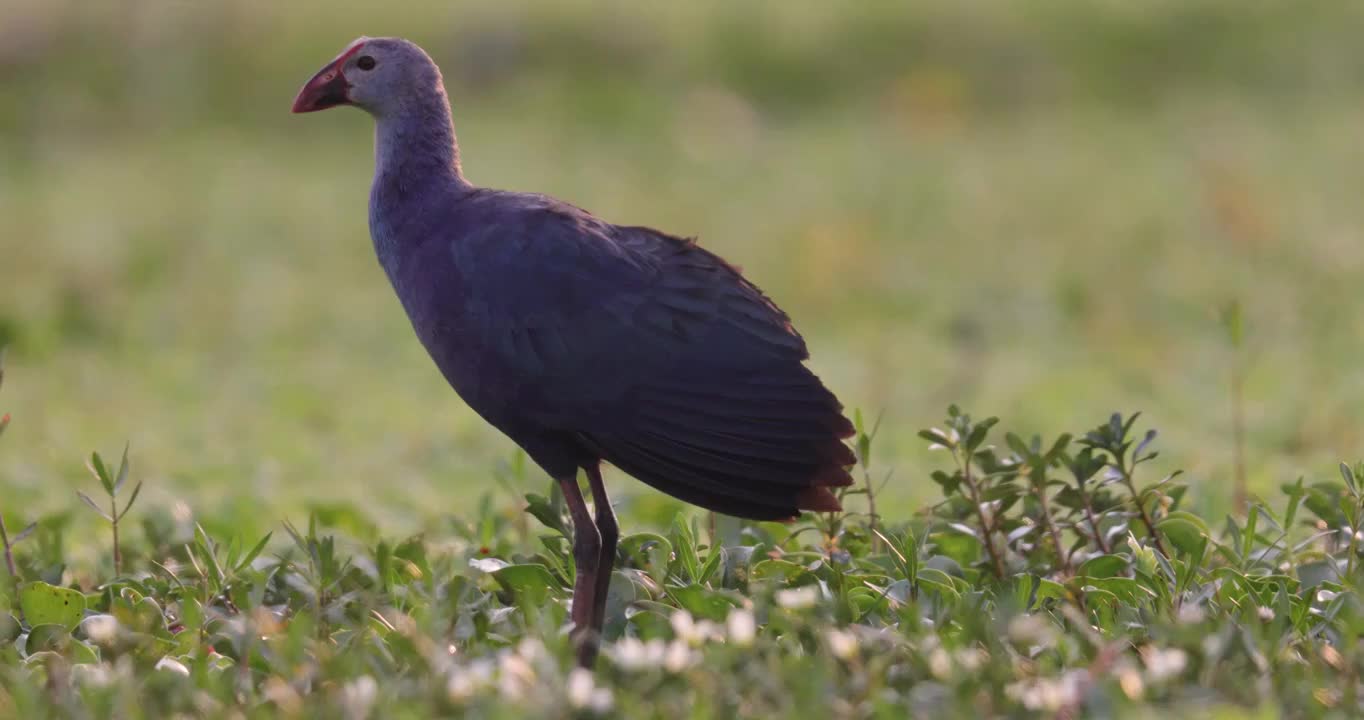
<box><xmin>4</xmin><ymin>1</ymin><xmax>1364</xmax><ymax>542</ymax></box>
<box><xmin>4</xmin><ymin>2</ymin><xmax>1364</xmax><ymax>715</ymax></box>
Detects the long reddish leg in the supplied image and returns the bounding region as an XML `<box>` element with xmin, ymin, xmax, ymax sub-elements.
<box><xmin>557</xmin><ymin>475</ymin><xmax>602</xmax><ymax>667</ymax></box>
<box><xmin>584</xmin><ymin>465</ymin><xmax>619</xmax><ymax>642</ymax></box>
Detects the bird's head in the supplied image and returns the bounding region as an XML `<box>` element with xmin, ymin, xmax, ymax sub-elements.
<box><xmin>291</xmin><ymin>37</ymin><xmax>442</xmax><ymax>117</ymax></box>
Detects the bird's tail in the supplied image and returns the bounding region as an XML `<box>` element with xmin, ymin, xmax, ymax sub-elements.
<box><xmin>582</xmin><ymin>366</ymin><xmax>855</xmax><ymax>521</ymax></box>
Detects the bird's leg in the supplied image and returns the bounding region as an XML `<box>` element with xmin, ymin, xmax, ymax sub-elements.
<box><xmin>585</xmin><ymin>466</ymin><xmax>619</xmax><ymax>643</ymax></box>
<box><xmin>558</xmin><ymin>474</ymin><xmax>602</xmax><ymax>667</ymax></box>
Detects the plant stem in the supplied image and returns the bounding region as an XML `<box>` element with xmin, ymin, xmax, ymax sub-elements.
<box><xmin>1034</xmin><ymin>483</ymin><xmax>1071</xmax><ymax>574</ymax></box>
<box><xmin>1079</xmin><ymin>493</ymin><xmax>1112</xmax><ymax>555</ymax></box>
<box><xmin>958</xmin><ymin>448</ymin><xmax>1005</xmax><ymax>580</ymax></box>
<box><xmin>1345</xmin><ymin>499</ymin><xmax>1363</xmax><ymax>580</ymax></box>
<box><xmin>1119</xmin><ymin>463</ymin><xmax>1170</xmax><ymax>559</ymax></box>
<box><xmin>110</xmin><ymin>497</ymin><xmax>122</xmax><ymax>576</ymax></box>
<box><xmin>0</xmin><ymin>514</ymin><xmax>15</xmax><ymax>580</ymax></box>
<box><xmin>863</xmin><ymin>466</ymin><xmax>880</xmax><ymax>553</ymax></box>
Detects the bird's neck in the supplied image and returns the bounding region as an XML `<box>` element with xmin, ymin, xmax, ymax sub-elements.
<box><xmin>372</xmin><ymin>88</ymin><xmax>469</xmax><ymax>194</ymax></box>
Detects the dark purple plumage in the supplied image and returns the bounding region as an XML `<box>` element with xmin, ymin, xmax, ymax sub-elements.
<box><xmin>294</xmin><ymin>36</ymin><xmax>855</xmax><ymax>664</ymax></box>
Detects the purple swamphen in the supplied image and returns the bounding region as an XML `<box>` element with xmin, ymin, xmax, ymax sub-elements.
<box><xmin>292</xmin><ymin>37</ymin><xmax>855</xmax><ymax>666</ymax></box>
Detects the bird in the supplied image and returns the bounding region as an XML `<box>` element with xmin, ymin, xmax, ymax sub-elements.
<box><xmin>291</xmin><ymin>37</ymin><xmax>856</xmax><ymax>667</ymax></box>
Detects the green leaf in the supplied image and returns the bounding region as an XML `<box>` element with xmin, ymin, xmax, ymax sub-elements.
<box><xmin>670</xmin><ymin>515</ymin><xmax>701</xmax><ymax>583</ymax></box>
<box><xmin>234</xmin><ymin>532</ymin><xmax>272</xmax><ymax>573</ymax></box>
<box><xmin>1341</xmin><ymin>462</ymin><xmax>1358</xmax><ymax>496</ymax></box>
<box><xmin>668</xmin><ymin>584</ymin><xmax>741</xmax><ymax>621</ymax></box>
<box><xmin>76</xmin><ymin>491</ymin><xmax>112</xmax><ymax>522</ymax></box>
<box><xmin>751</xmin><ymin>559</ymin><xmax>815</xmax><ymax>586</ymax></box>
<box><xmin>492</xmin><ymin>564</ymin><xmax>558</xmax><ymax>606</ymax></box>
<box><xmin>1086</xmin><ymin>577</ymin><xmax>1156</xmax><ymax>605</ymax></box>
<box><xmin>88</xmin><ymin>452</ymin><xmax>114</xmax><ymax>496</ymax></box>
<box><xmin>1282</xmin><ymin>476</ymin><xmax>1306</xmax><ymax>528</ymax></box>
<box><xmin>117</xmin><ymin>482</ymin><xmax>144</xmax><ymax>522</ymax></box>
<box><xmin>132</xmin><ymin>597</ymin><xmax>166</xmax><ymax>633</ymax></box>
<box><xmin>627</xmin><ymin>609</ymin><xmax>672</xmax><ymax>641</ymax></box>
<box><xmin>68</xmin><ymin>640</ymin><xmax>99</xmax><ymax>665</ymax></box>
<box><xmin>918</xmin><ymin>429</ymin><xmax>953</xmax><ymax>448</ymax></box>
<box><xmin>114</xmin><ymin>443</ymin><xmax>131</xmax><ymax>494</ymax></box>
<box><xmin>1079</xmin><ymin>586</ymin><xmax>1120</xmax><ymax>611</ymax></box>
<box><xmin>930</xmin><ymin>530</ymin><xmax>981</xmax><ymax>568</ymax></box>
<box><xmin>915</xmin><ymin>568</ymin><xmax>961</xmax><ymax>601</ymax></box>
<box><xmin>523</xmin><ymin>493</ymin><xmax>567</xmax><ymax>537</ymax></box>
<box><xmin>697</xmin><ymin>544</ymin><xmax>725</xmax><ymax>587</ymax></box>
<box><xmin>1158</xmin><ymin>515</ymin><xmax>1209</xmax><ymax>556</ymax></box>
<box><xmin>25</xmin><ymin>624</ymin><xmax>71</xmax><ymax>655</ymax></box>
<box><xmin>0</xmin><ymin>613</ymin><xmax>19</xmax><ymax>644</ymax></box>
<box><xmin>10</xmin><ymin>521</ymin><xmax>36</xmax><ymax>545</ymax></box>
<box><xmin>1077</xmin><ymin>554</ymin><xmax>1128</xmax><ymax>579</ymax></box>
<box><xmin>1034</xmin><ymin>577</ymin><xmax>1067</xmax><ymax>603</ymax></box>
<box><xmin>19</xmin><ymin>581</ymin><xmax>86</xmax><ymax>630</ymax></box>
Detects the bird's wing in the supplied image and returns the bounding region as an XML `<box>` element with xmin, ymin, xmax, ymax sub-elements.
<box><xmin>456</xmin><ymin>203</ymin><xmax>805</xmax><ymax>404</ymax></box>
<box><xmin>458</xmin><ymin>200</ymin><xmax>854</xmax><ymax>519</ymax></box>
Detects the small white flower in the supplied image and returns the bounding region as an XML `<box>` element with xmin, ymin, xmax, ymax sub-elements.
<box><xmin>826</xmin><ymin>628</ymin><xmax>858</xmax><ymax>660</ymax></box>
<box><xmin>498</xmin><ymin>652</ymin><xmax>536</xmax><ymax>700</ymax></box>
<box><xmin>1008</xmin><ymin>615</ymin><xmax>1055</xmax><ymax>649</ymax></box>
<box><xmin>1006</xmin><ymin>672</ymin><xmax>1083</xmax><ymax>711</ymax></box>
<box><xmin>670</xmin><ymin>610</ymin><xmax>697</xmax><ymax>643</ymax></box>
<box><xmin>663</xmin><ymin>639</ymin><xmax>696</xmax><ymax>672</ymax></box>
<box><xmin>588</xmin><ymin>687</ymin><xmax>614</xmax><ymax>714</ymax></box>
<box><xmin>71</xmin><ymin>663</ymin><xmax>115</xmax><ymax>687</ymax></box>
<box><xmin>1142</xmin><ymin>647</ymin><xmax>1187</xmax><ymax>682</ymax></box>
<box><xmin>341</xmin><ymin>676</ymin><xmax>377</xmax><ymax>720</ymax></box>
<box><xmin>726</xmin><ymin>609</ymin><xmax>756</xmax><ymax>647</ymax></box>
<box><xmin>1176</xmin><ymin>604</ymin><xmax>1205</xmax><ymax>625</ymax></box>
<box><xmin>610</xmin><ymin>637</ymin><xmax>668</xmax><ymax>672</ymax></box>
<box><xmin>928</xmin><ymin>648</ymin><xmax>952</xmax><ymax>679</ymax></box>
<box><xmin>695</xmin><ymin>620</ymin><xmax>722</xmax><ymax>643</ymax></box>
<box><xmin>154</xmin><ymin>657</ymin><xmax>190</xmax><ymax>676</ymax></box>
<box><xmin>447</xmin><ymin>658</ymin><xmax>495</xmax><ymax>702</ymax></box>
<box><xmin>566</xmin><ymin>668</ymin><xmax>596</xmax><ymax>709</ymax></box>
<box><xmin>447</xmin><ymin>673</ymin><xmax>478</xmax><ymax>702</ymax></box>
<box><xmin>775</xmin><ymin>586</ymin><xmax>819</xmax><ymax>609</ymax></box>
<box><xmin>1257</xmin><ymin>606</ymin><xmax>1275</xmax><ymax>623</ymax></box>
<box><xmin>262</xmin><ymin>677</ymin><xmax>303</xmax><ymax>714</ymax></box>
<box><xmin>516</xmin><ymin>637</ymin><xmax>546</xmax><ymax>663</ymax></box>
<box><xmin>955</xmin><ymin>647</ymin><xmax>986</xmax><ymax>672</ymax></box>
<box><xmin>81</xmin><ymin>615</ymin><xmax>120</xmax><ymax>645</ymax></box>
<box><xmin>1118</xmin><ymin>667</ymin><xmax>1144</xmax><ymax>700</ymax></box>
<box><xmin>1317</xmin><ymin>589</ymin><xmax>1339</xmax><ymax>603</ymax></box>
<box><xmin>567</xmin><ymin>667</ymin><xmax>614</xmax><ymax>713</ymax></box>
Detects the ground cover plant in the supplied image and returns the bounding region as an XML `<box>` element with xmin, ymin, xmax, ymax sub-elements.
<box><xmin>2</xmin><ymin>362</ymin><xmax>1362</xmax><ymax>719</ymax></box>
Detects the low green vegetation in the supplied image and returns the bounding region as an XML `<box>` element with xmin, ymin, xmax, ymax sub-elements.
<box><xmin>2</xmin><ymin>365</ymin><xmax>1361</xmax><ymax>718</ymax></box>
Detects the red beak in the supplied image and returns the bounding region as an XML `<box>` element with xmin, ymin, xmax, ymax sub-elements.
<box><xmin>291</xmin><ymin>62</ymin><xmax>351</xmax><ymax>113</ymax></box>
<box><xmin>292</xmin><ymin>42</ymin><xmax>368</xmax><ymax>113</ymax></box>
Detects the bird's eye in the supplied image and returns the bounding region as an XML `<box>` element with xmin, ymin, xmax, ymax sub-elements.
<box><xmin>356</xmin><ymin>56</ymin><xmax>377</xmax><ymax>71</ymax></box>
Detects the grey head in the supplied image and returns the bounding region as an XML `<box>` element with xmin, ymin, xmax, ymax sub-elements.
<box><xmin>291</xmin><ymin>36</ymin><xmax>447</xmax><ymax>118</ymax></box>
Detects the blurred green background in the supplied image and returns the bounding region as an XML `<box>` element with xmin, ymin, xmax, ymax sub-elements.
<box><xmin>3</xmin><ymin>0</ymin><xmax>1364</xmax><ymax>536</ymax></box>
